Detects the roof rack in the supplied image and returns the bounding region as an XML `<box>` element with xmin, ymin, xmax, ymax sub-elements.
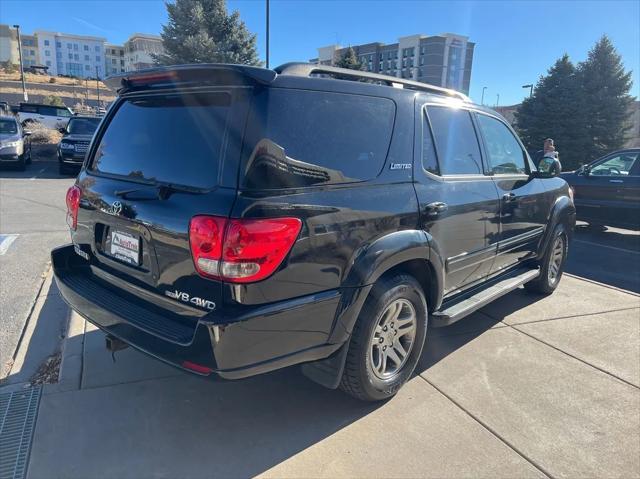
<box><xmin>274</xmin><ymin>62</ymin><xmax>470</xmax><ymax>102</ymax></box>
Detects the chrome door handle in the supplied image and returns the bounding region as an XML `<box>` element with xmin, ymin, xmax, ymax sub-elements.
<box><xmin>425</xmin><ymin>201</ymin><xmax>448</xmax><ymax>216</ymax></box>
<box><xmin>609</xmin><ymin>179</ymin><xmax>624</xmax><ymax>183</ymax></box>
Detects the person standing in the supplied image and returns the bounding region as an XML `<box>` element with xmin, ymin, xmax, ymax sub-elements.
<box><xmin>533</xmin><ymin>138</ymin><xmax>562</xmax><ymax>176</ymax></box>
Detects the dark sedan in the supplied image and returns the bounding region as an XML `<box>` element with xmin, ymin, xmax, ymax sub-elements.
<box><xmin>561</xmin><ymin>149</ymin><xmax>640</xmax><ymax>230</ymax></box>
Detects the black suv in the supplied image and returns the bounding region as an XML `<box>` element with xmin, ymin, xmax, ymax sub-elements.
<box><xmin>58</xmin><ymin>116</ymin><xmax>102</xmax><ymax>175</ymax></box>
<box><xmin>52</xmin><ymin>64</ymin><xmax>575</xmax><ymax>401</ymax></box>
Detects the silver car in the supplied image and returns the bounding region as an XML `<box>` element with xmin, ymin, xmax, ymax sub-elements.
<box><xmin>0</xmin><ymin>116</ymin><xmax>32</xmax><ymax>170</ymax></box>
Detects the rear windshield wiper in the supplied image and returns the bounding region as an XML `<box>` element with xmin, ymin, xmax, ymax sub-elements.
<box><xmin>114</xmin><ymin>182</ymin><xmax>206</xmax><ymax>200</ymax></box>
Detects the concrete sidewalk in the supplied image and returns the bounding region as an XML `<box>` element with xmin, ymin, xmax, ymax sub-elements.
<box><xmin>21</xmin><ymin>275</ymin><xmax>640</xmax><ymax>478</ymax></box>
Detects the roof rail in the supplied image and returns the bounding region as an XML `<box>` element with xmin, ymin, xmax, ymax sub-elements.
<box><xmin>274</xmin><ymin>62</ymin><xmax>470</xmax><ymax>102</ymax></box>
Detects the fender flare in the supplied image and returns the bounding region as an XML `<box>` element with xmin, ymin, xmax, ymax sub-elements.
<box><xmin>331</xmin><ymin>229</ymin><xmax>443</xmax><ymax>344</ymax></box>
<box><xmin>303</xmin><ymin>229</ymin><xmax>444</xmax><ymax>389</ymax></box>
<box><xmin>537</xmin><ymin>195</ymin><xmax>576</xmax><ymax>257</ymax></box>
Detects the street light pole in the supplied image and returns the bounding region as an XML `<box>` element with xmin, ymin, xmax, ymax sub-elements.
<box><xmin>95</xmin><ymin>66</ymin><xmax>100</xmax><ymax>107</ymax></box>
<box><xmin>522</xmin><ymin>83</ymin><xmax>533</xmax><ymax>97</ymax></box>
<box><xmin>266</xmin><ymin>0</ymin><xmax>270</xmax><ymax>68</ymax></box>
<box><xmin>13</xmin><ymin>24</ymin><xmax>28</xmax><ymax>102</ymax></box>
<box><xmin>495</xmin><ymin>93</ymin><xmax>500</xmax><ymax>107</ymax></box>
<box><xmin>481</xmin><ymin>86</ymin><xmax>487</xmax><ymax>105</ymax></box>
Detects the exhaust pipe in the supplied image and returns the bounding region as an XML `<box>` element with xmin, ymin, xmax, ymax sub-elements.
<box><xmin>105</xmin><ymin>335</ymin><xmax>129</xmax><ymax>353</ymax></box>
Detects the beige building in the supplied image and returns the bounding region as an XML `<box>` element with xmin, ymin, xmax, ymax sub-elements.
<box><xmin>495</xmin><ymin>101</ymin><xmax>640</xmax><ymax>149</ymax></box>
<box><xmin>105</xmin><ymin>44</ymin><xmax>125</xmax><ymax>76</ymax></box>
<box><xmin>124</xmin><ymin>33</ymin><xmax>163</xmax><ymax>71</ymax></box>
<box><xmin>0</xmin><ymin>24</ymin><xmax>19</xmax><ymax>65</ymax></box>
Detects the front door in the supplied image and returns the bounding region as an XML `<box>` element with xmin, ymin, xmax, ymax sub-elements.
<box><xmin>577</xmin><ymin>151</ymin><xmax>640</xmax><ymax>227</ymax></box>
<box><xmin>414</xmin><ymin>101</ymin><xmax>500</xmax><ymax>296</ymax></box>
<box><xmin>474</xmin><ymin>112</ymin><xmax>548</xmax><ymax>273</ymax></box>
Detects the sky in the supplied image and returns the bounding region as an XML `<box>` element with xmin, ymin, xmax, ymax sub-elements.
<box><xmin>2</xmin><ymin>0</ymin><xmax>639</xmax><ymax>106</ymax></box>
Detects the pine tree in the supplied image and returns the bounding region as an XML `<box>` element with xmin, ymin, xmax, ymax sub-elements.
<box><xmin>334</xmin><ymin>47</ymin><xmax>364</xmax><ymax>71</ymax></box>
<box><xmin>516</xmin><ymin>54</ymin><xmax>583</xmax><ymax>170</ymax></box>
<box><xmin>575</xmin><ymin>35</ymin><xmax>634</xmax><ymax>162</ymax></box>
<box><xmin>155</xmin><ymin>0</ymin><xmax>261</xmax><ymax>66</ymax></box>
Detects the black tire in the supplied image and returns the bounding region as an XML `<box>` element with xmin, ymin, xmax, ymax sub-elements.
<box><xmin>525</xmin><ymin>224</ymin><xmax>568</xmax><ymax>295</ymax></box>
<box><xmin>16</xmin><ymin>156</ymin><xmax>26</xmax><ymax>171</ymax></box>
<box><xmin>340</xmin><ymin>274</ymin><xmax>427</xmax><ymax>401</ymax></box>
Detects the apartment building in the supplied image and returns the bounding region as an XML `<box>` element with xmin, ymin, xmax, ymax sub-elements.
<box><xmin>124</xmin><ymin>33</ymin><xmax>163</xmax><ymax>71</ymax></box>
<box><xmin>312</xmin><ymin>33</ymin><xmax>475</xmax><ymax>94</ymax></box>
<box><xmin>35</xmin><ymin>30</ymin><xmax>106</xmax><ymax>78</ymax></box>
<box><xmin>105</xmin><ymin>44</ymin><xmax>125</xmax><ymax>76</ymax></box>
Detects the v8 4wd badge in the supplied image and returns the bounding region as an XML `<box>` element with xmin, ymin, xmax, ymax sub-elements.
<box><xmin>165</xmin><ymin>290</ymin><xmax>216</xmax><ymax>310</ymax></box>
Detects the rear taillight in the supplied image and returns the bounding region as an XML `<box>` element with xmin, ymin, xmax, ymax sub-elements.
<box><xmin>189</xmin><ymin>216</ymin><xmax>302</xmax><ymax>283</ymax></box>
<box><xmin>65</xmin><ymin>185</ymin><xmax>81</xmax><ymax>230</ymax></box>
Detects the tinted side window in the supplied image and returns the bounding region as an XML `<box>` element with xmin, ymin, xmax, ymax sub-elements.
<box><xmin>39</xmin><ymin>106</ymin><xmax>58</xmax><ymax>116</ymax></box>
<box><xmin>476</xmin><ymin>113</ymin><xmax>527</xmax><ymax>174</ymax></box>
<box><xmin>243</xmin><ymin>89</ymin><xmax>395</xmax><ymax>189</ymax></box>
<box><xmin>21</xmin><ymin>105</ymin><xmax>38</xmax><ymax>113</ymax></box>
<box><xmin>421</xmin><ymin>109</ymin><xmax>439</xmax><ymax>175</ymax></box>
<box><xmin>56</xmin><ymin>108</ymin><xmax>72</xmax><ymax>117</ymax></box>
<box><xmin>427</xmin><ymin>106</ymin><xmax>482</xmax><ymax>175</ymax></box>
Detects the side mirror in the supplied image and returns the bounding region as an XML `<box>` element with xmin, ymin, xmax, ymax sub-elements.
<box><xmin>23</xmin><ymin>130</ymin><xmax>32</xmax><ymax>137</ymax></box>
<box><xmin>58</xmin><ymin>127</ymin><xmax>66</xmax><ymax>134</ymax></box>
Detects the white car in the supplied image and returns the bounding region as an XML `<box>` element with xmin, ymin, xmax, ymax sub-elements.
<box><xmin>17</xmin><ymin>103</ymin><xmax>73</xmax><ymax>130</ymax></box>
<box><xmin>0</xmin><ymin>116</ymin><xmax>32</xmax><ymax>170</ymax></box>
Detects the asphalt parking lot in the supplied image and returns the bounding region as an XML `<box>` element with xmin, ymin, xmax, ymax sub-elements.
<box><xmin>1</xmin><ymin>159</ymin><xmax>639</xmax><ymax>478</ymax></box>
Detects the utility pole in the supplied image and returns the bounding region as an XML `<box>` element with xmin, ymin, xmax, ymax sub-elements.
<box><xmin>522</xmin><ymin>83</ymin><xmax>533</xmax><ymax>97</ymax></box>
<box><xmin>95</xmin><ymin>66</ymin><xmax>100</xmax><ymax>108</ymax></box>
<box><xmin>495</xmin><ymin>93</ymin><xmax>500</xmax><ymax>107</ymax></box>
<box><xmin>266</xmin><ymin>0</ymin><xmax>270</xmax><ymax>68</ymax></box>
<box><xmin>481</xmin><ymin>86</ymin><xmax>487</xmax><ymax>105</ymax></box>
<box><xmin>13</xmin><ymin>24</ymin><xmax>28</xmax><ymax>102</ymax></box>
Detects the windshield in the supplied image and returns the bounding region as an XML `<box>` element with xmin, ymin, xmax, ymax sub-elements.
<box><xmin>0</xmin><ymin>119</ymin><xmax>18</xmax><ymax>135</ymax></box>
<box><xmin>90</xmin><ymin>92</ymin><xmax>230</xmax><ymax>189</ymax></box>
<box><xmin>67</xmin><ymin>118</ymin><xmax>100</xmax><ymax>135</ymax></box>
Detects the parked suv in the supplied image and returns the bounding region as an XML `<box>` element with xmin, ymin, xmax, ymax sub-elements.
<box><xmin>58</xmin><ymin>115</ymin><xmax>101</xmax><ymax>175</ymax></box>
<box><xmin>17</xmin><ymin>102</ymin><xmax>73</xmax><ymax>130</ymax></box>
<box><xmin>52</xmin><ymin>64</ymin><xmax>575</xmax><ymax>401</ymax></box>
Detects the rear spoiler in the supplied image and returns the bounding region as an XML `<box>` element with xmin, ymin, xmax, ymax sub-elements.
<box><xmin>104</xmin><ymin>64</ymin><xmax>277</xmax><ymax>95</ymax></box>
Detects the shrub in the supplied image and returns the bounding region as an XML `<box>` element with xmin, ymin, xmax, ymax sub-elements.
<box><xmin>25</xmin><ymin>121</ymin><xmax>62</xmax><ymax>144</ymax></box>
<box><xmin>49</xmin><ymin>77</ymin><xmax>56</xmax><ymax>83</ymax></box>
<box><xmin>41</xmin><ymin>95</ymin><xmax>65</xmax><ymax>107</ymax></box>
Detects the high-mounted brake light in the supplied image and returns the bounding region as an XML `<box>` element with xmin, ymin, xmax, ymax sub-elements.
<box><xmin>189</xmin><ymin>216</ymin><xmax>302</xmax><ymax>283</ymax></box>
<box><xmin>65</xmin><ymin>185</ymin><xmax>81</xmax><ymax>230</ymax></box>
<box><xmin>126</xmin><ymin>71</ymin><xmax>178</xmax><ymax>87</ymax></box>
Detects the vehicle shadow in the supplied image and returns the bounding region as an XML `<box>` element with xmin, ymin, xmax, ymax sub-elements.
<box><xmin>0</xmin><ymin>280</ymin><xmax>71</xmax><ymax>389</ymax></box>
<box><xmin>566</xmin><ymin>223</ymin><xmax>640</xmax><ymax>293</ymax></box>
<box><xmin>0</xmin><ymin>159</ymin><xmax>74</xmax><ymax>180</ymax></box>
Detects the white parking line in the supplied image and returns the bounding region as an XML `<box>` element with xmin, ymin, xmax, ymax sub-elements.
<box><xmin>30</xmin><ymin>168</ymin><xmax>46</xmax><ymax>181</ymax></box>
<box><xmin>0</xmin><ymin>234</ymin><xmax>19</xmax><ymax>255</ymax></box>
<box><xmin>574</xmin><ymin>239</ymin><xmax>640</xmax><ymax>255</ymax></box>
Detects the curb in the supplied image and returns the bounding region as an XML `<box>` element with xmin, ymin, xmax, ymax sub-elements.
<box><xmin>44</xmin><ymin>310</ymin><xmax>85</xmax><ymax>395</ymax></box>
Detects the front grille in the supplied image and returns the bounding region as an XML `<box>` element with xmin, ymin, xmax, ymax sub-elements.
<box><xmin>75</xmin><ymin>141</ymin><xmax>90</xmax><ymax>154</ymax></box>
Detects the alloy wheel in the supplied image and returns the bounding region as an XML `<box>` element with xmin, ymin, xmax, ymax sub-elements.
<box><xmin>548</xmin><ymin>234</ymin><xmax>565</xmax><ymax>285</ymax></box>
<box><xmin>369</xmin><ymin>298</ymin><xmax>417</xmax><ymax>379</ymax></box>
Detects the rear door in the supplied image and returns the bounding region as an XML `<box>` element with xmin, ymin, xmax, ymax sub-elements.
<box><xmin>474</xmin><ymin>112</ymin><xmax>547</xmax><ymax>272</ymax></box>
<box><xmin>75</xmin><ymin>88</ymin><xmax>250</xmax><ymax>311</ymax></box>
<box><xmin>414</xmin><ymin>101</ymin><xmax>500</xmax><ymax>295</ymax></box>
<box><xmin>578</xmin><ymin>152</ymin><xmax>639</xmax><ymax>226</ymax></box>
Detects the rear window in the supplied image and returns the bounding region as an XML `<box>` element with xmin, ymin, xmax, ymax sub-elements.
<box><xmin>243</xmin><ymin>89</ymin><xmax>395</xmax><ymax>189</ymax></box>
<box><xmin>90</xmin><ymin>92</ymin><xmax>230</xmax><ymax>189</ymax></box>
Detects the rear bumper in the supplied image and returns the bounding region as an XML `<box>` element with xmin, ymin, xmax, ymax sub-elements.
<box><xmin>52</xmin><ymin>244</ymin><xmax>343</xmax><ymax>379</ymax></box>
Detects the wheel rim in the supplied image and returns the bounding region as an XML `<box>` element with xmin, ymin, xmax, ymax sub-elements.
<box><xmin>548</xmin><ymin>234</ymin><xmax>565</xmax><ymax>285</ymax></box>
<box><xmin>369</xmin><ymin>298</ymin><xmax>417</xmax><ymax>380</ymax></box>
